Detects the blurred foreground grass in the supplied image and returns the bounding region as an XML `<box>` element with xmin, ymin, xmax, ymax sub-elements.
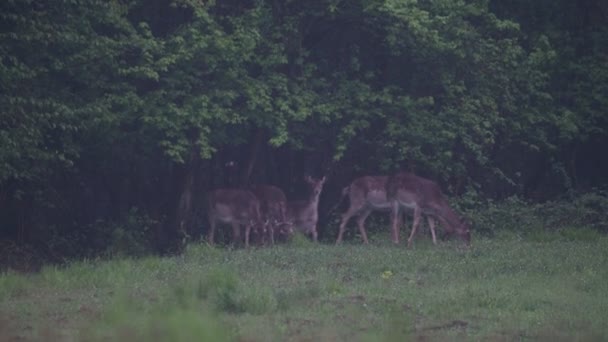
<box><xmin>2</xmin><ymin>231</ymin><xmax>608</xmax><ymax>341</ymax></box>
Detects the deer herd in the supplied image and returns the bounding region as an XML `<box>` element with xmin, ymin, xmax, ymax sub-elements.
<box><xmin>207</xmin><ymin>172</ymin><xmax>470</xmax><ymax>248</ymax></box>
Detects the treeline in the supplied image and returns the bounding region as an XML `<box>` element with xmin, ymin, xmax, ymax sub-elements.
<box><xmin>1</xmin><ymin>0</ymin><xmax>607</xmax><ymax>257</ymax></box>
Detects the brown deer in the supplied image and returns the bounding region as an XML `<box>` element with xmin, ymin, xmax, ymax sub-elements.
<box><xmin>386</xmin><ymin>172</ymin><xmax>471</xmax><ymax>247</ymax></box>
<box><xmin>248</xmin><ymin>184</ymin><xmax>292</xmax><ymax>244</ymax></box>
<box><xmin>206</xmin><ymin>188</ymin><xmax>263</xmax><ymax>248</ymax></box>
<box><xmin>335</xmin><ymin>176</ymin><xmax>437</xmax><ymax>245</ymax></box>
<box><xmin>286</xmin><ymin>176</ymin><xmax>326</xmax><ymax>242</ymax></box>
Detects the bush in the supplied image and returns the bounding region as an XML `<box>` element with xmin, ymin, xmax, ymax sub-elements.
<box><xmin>288</xmin><ymin>231</ymin><xmax>316</xmax><ymax>247</ymax></box>
<box><xmin>37</xmin><ymin>208</ymin><xmax>160</xmax><ymax>259</ymax></box>
<box><xmin>558</xmin><ymin>227</ymin><xmax>604</xmax><ymax>242</ymax></box>
<box><xmin>195</xmin><ymin>267</ymin><xmax>278</xmax><ymax>314</ymax></box>
<box><xmin>103</xmin><ymin>208</ymin><xmax>159</xmax><ymax>257</ymax></box>
<box><xmin>0</xmin><ymin>239</ymin><xmax>46</xmax><ymax>272</ymax></box>
<box><xmin>463</xmin><ymin>190</ymin><xmax>608</xmax><ymax>238</ymax></box>
<box><xmin>86</xmin><ymin>295</ymin><xmax>230</xmax><ymax>342</ymax></box>
<box><xmin>0</xmin><ymin>270</ymin><xmax>32</xmax><ymax>299</ymax></box>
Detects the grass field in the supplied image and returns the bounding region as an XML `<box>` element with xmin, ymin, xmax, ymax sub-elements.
<box><xmin>2</xmin><ymin>230</ymin><xmax>608</xmax><ymax>341</ymax></box>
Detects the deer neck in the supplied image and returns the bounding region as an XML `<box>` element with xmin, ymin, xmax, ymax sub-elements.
<box><xmin>307</xmin><ymin>191</ymin><xmax>321</xmax><ymax>210</ymax></box>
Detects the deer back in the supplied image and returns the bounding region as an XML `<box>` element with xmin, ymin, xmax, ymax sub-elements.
<box><xmin>387</xmin><ymin>172</ymin><xmax>468</xmax><ymax>236</ymax></box>
<box><xmin>207</xmin><ymin>189</ymin><xmax>261</xmax><ymax>224</ymax></box>
<box><xmin>348</xmin><ymin>176</ymin><xmax>392</xmax><ymax>210</ymax></box>
<box><xmin>249</xmin><ymin>184</ymin><xmax>287</xmax><ymax>222</ymax></box>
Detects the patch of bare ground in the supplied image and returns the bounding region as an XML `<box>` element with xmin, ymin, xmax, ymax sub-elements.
<box><xmin>282</xmin><ymin>316</ymin><xmax>349</xmax><ymax>341</ymax></box>
<box><xmin>327</xmin><ymin>294</ymin><xmax>366</xmax><ymax>308</ymax></box>
<box><xmin>0</xmin><ymin>314</ymin><xmax>26</xmax><ymax>342</ymax></box>
<box><xmin>284</xmin><ymin>317</ymin><xmax>316</xmax><ymax>334</ymax></box>
<box><xmin>76</xmin><ymin>304</ymin><xmax>101</xmax><ymax>320</ymax></box>
<box><xmin>419</xmin><ymin>319</ymin><xmax>468</xmax><ymax>332</ymax></box>
<box><xmin>237</xmin><ymin>337</ymin><xmax>259</xmax><ymax>342</ymax></box>
<box><xmin>527</xmin><ymin>319</ymin><xmax>605</xmax><ymax>341</ymax></box>
<box><xmin>406</xmin><ymin>320</ymin><xmax>469</xmax><ymax>342</ymax></box>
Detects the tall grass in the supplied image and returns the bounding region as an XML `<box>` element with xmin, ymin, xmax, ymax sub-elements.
<box><xmin>2</xmin><ymin>231</ymin><xmax>608</xmax><ymax>341</ymax></box>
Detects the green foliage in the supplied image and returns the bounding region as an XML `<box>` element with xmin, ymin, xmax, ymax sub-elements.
<box><xmin>0</xmin><ymin>0</ymin><xmax>153</xmax><ymax>183</ymax></box>
<box><xmin>195</xmin><ymin>267</ymin><xmax>240</xmax><ymax>312</ymax></box>
<box><xmin>42</xmin><ymin>208</ymin><xmax>158</xmax><ymax>258</ymax></box>
<box><xmin>0</xmin><ymin>0</ymin><xmax>601</xmax><ymax>183</ymax></box>
<box><xmin>0</xmin><ymin>240</ymin><xmax>44</xmax><ymax>272</ymax></box>
<box><xmin>179</xmin><ymin>266</ymin><xmax>279</xmax><ymax>315</ymax></box>
<box><xmin>86</xmin><ymin>294</ymin><xmax>230</xmax><ymax>342</ymax></box>
<box><xmin>1</xmin><ymin>0</ymin><xmax>607</xmax><ymax>260</ymax></box>
<box><xmin>0</xmin><ymin>270</ymin><xmax>31</xmax><ymax>300</ymax></box>
<box><xmin>464</xmin><ymin>190</ymin><xmax>608</xmax><ymax>237</ymax></box>
<box><xmin>287</xmin><ymin>231</ymin><xmax>316</xmax><ymax>247</ymax></box>
<box><xmin>103</xmin><ymin>209</ymin><xmax>158</xmax><ymax>258</ymax></box>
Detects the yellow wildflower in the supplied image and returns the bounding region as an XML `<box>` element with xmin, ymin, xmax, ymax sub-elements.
<box><xmin>381</xmin><ymin>270</ymin><xmax>393</xmax><ymax>279</ymax></box>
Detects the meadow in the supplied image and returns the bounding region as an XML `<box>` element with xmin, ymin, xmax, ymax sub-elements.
<box><xmin>1</xmin><ymin>230</ymin><xmax>608</xmax><ymax>341</ymax></box>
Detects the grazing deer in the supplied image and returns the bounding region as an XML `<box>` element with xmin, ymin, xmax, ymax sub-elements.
<box><xmin>286</xmin><ymin>176</ymin><xmax>326</xmax><ymax>242</ymax></box>
<box><xmin>386</xmin><ymin>172</ymin><xmax>471</xmax><ymax>247</ymax></box>
<box><xmin>249</xmin><ymin>184</ymin><xmax>292</xmax><ymax>244</ymax></box>
<box><xmin>207</xmin><ymin>189</ymin><xmax>263</xmax><ymax>248</ymax></box>
<box><xmin>335</xmin><ymin>176</ymin><xmax>437</xmax><ymax>245</ymax></box>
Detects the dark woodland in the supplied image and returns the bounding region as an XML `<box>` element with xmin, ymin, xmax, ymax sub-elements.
<box><xmin>1</xmin><ymin>0</ymin><xmax>607</xmax><ymax>265</ymax></box>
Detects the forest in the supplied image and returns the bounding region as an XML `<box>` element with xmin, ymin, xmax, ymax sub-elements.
<box><xmin>1</xmin><ymin>0</ymin><xmax>608</xmax><ymax>265</ymax></box>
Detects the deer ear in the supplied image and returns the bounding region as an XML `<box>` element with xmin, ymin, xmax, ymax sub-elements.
<box><xmin>304</xmin><ymin>175</ymin><xmax>312</xmax><ymax>183</ymax></box>
<box><xmin>321</xmin><ymin>176</ymin><xmax>327</xmax><ymax>183</ymax></box>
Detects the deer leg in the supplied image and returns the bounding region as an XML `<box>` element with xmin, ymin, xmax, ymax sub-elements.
<box><xmin>208</xmin><ymin>218</ymin><xmax>216</xmax><ymax>245</ymax></box>
<box><xmin>311</xmin><ymin>226</ymin><xmax>318</xmax><ymax>242</ymax></box>
<box><xmin>407</xmin><ymin>207</ymin><xmax>422</xmax><ymax>248</ymax></box>
<box><xmin>391</xmin><ymin>209</ymin><xmax>405</xmax><ymax>240</ymax></box>
<box><xmin>355</xmin><ymin>209</ymin><xmax>372</xmax><ymax>244</ymax></box>
<box><xmin>389</xmin><ymin>202</ymin><xmax>401</xmax><ymax>244</ymax></box>
<box><xmin>269</xmin><ymin>219</ymin><xmax>275</xmax><ymax>245</ymax></box>
<box><xmin>336</xmin><ymin>207</ymin><xmax>358</xmax><ymax>244</ymax></box>
<box><xmin>245</xmin><ymin>223</ymin><xmax>252</xmax><ymax>248</ymax></box>
<box><xmin>427</xmin><ymin>216</ymin><xmax>437</xmax><ymax>245</ymax></box>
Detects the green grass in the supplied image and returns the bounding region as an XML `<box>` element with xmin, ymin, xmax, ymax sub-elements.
<box><xmin>2</xmin><ymin>232</ymin><xmax>608</xmax><ymax>341</ymax></box>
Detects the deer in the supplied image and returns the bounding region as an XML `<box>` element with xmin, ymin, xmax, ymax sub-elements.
<box><xmin>248</xmin><ymin>184</ymin><xmax>293</xmax><ymax>245</ymax></box>
<box><xmin>286</xmin><ymin>176</ymin><xmax>326</xmax><ymax>242</ymax></box>
<box><xmin>386</xmin><ymin>172</ymin><xmax>471</xmax><ymax>247</ymax></box>
<box><xmin>335</xmin><ymin>176</ymin><xmax>437</xmax><ymax>245</ymax></box>
<box><xmin>206</xmin><ymin>188</ymin><xmax>263</xmax><ymax>248</ymax></box>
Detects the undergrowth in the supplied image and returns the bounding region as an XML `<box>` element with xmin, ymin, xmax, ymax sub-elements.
<box><xmin>2</xmin><ymin>193</ymin><xmax>608</xmax><ymax>341</ymax></box>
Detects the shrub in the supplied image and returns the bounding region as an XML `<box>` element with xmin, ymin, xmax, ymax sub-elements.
<box><xmin>195</xmin><ymin>267</ymin><xmax>278</xmax><ymax>314</ymax></box>
<box><xmin>103</xmin><ymin>208</ymin><xmax>159</xmax><ymax>257</ymax></box>
<box><xmin>0</xmin><ymin>270</ymin><xmax>31</xmax><ymax>299</ymax></box>
<box><xmin>558</xmin><ymin>227</ymin><xmax>603</xmax><ymax>242</ymax></box>
<box><xmin>463</xmin><ymin>190</ymin><xmax>608</xmax><ymax>238</ymax></box>
<box><xmin>86</xmin><ymin>294</ymin><xmax>230</xmax><ymax>342</ymax></box>
<box><xmin>288</xmin><ymin>231</ymin><xmax>316</xmax><ymax>247</ymax></box>
<box><xmin>37</xmin><ymin>208</ymin><xmax>160</xmax><ymax>259</ymax></box>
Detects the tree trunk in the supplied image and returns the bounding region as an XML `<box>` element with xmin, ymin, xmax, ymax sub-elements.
<box><xmin>173</xmin><ymin>147</ymin><xmax>200</xmax><ymax>248</ymax></box>
<box><xmin>241</xmin><ymin>128</ymin><xmax>264</xmax><ymax>186</ymax></box>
